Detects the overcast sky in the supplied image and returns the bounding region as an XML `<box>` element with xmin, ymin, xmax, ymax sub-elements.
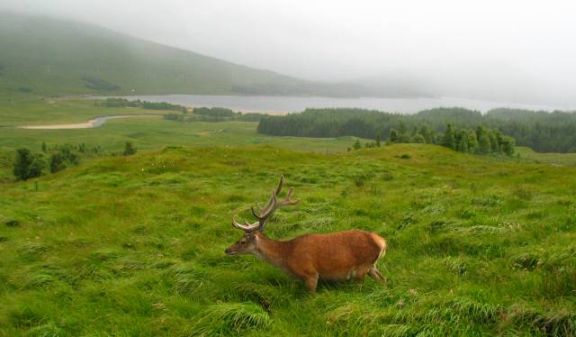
<box><xmin>2</xmin><ymin>0</ymin><xmax>576</xmax><ymax>106</ymax></box>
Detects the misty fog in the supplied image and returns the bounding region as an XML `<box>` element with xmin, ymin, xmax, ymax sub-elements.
<box><xmin>1</xmin><ymin>0</ymin><xmax>576</xmax><ymax>107</ymax></box>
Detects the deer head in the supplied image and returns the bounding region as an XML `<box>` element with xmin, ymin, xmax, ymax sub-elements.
<box><xmin>225</xmin><ymin>176</ymin><xmax>298</xmax><ymax>255</ymax></box>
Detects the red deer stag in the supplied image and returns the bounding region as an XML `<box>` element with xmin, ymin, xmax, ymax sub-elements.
<box><xmin>225</xmin><ymin>177</ymin><xmax>387</xmax><ymax>292</ymax></box>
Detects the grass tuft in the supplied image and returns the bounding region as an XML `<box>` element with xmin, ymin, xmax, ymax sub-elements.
<box><xmin>188</xmin><ymin>302</ymin><xmax>271</xmax><ymax>336</ymax></box>
<box><xmin>26</xmin><ymin>321</ymin><xmax>64</xmax><ymax>337</ymax></box>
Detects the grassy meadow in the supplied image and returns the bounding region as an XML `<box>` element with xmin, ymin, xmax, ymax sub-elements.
<box><xmin>1</xmin><ymin>98</ymin><xmax>576</xmax><ymax>336</ymax></box>
<box><xmin>0</xmin><ymin>95</ymin><xmax>165</xmax><ymax>126</ymax></box>
<box><xmin>516</xmin><ymin>147</ymin><xmax>576</xmax><ymax>167</ymax></box>
<box><xmin>0</xmin><ymin>97</ymin><xmax>356</xmax><ymax>182</ymax></box>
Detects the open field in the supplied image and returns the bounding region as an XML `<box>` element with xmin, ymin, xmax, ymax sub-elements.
<box><xmin>516</xmin><ymin>147</ymin><xmax>576</xmax><ymax>167</ymax></box>
<box><xmin>0</xmin><ymin>95</ymin><xmax>164</xmax><ymax>126</ymax></box>
<box><xmin>0</xmin><ymin>96</ymin><xmax>354</xmax><ymax>154</ymax></box>
<box><xmin>1</xmin><ymin>96</ymin><xmax>576</xmax><ymax>336</ymax></box>
<box><xmin>18</xmin><ymin>115</ymin><xmax>163</xmax><ymax>130</ymax></box>
<box><xmin>1</xmin><ymin>143</ymin><xmax>576</xmax><ymax>336</ymax></box>
<box><xmin>0</xmin><ymin>118</ymin><xmax>354</xmax><ymax>154</ymax></box>
<box><xmin>0</xmin><ymin>96</ymin><xmax>356</xmax><ymax>183</ymax></box>
<box><xmin>0</xmin><ymin>116</ymin><xmax>356</xmax><ymax>185</ymax></box>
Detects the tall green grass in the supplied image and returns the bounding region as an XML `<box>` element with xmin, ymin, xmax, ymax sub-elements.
<box><xmin>1</xmin><ymin>144</ymin><xmax>575</xmax><ymax>336</ymax></box>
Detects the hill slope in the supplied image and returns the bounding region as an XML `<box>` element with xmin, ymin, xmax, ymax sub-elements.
<box><xmin>0</xmin><ymin>144</ymin><xmax>575</xmax><ymax>336</ymax></box>
<box><xmin>0</xmin><ymin>13</ymin><xmax>333</xmax><ymax>96</ymax></box>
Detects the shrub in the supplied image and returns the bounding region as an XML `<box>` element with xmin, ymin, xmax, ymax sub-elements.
<box><xmin>49</xmin><ymin>153</ymin><xmax>66</xmax><ymax>173</ymax></box>
<box><xmin>123</xmin><ymin>142</ymin><xmax>137</xmax><ymax>156</ymax></box>
<box><xmin>5</xmin><ymin>219</ymin><xmax>20</xmax><ymax>227</ymax></box>
<box><xmin>13</xmin><ymin>148</ymin><xmax>44</xmax><ymax>180</ymax></box>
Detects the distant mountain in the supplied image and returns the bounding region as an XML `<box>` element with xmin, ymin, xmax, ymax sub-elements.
<box><xmin>0</xmin><ymin>12</ymin><xmax>429</xmax><ymax>98</ymax></box>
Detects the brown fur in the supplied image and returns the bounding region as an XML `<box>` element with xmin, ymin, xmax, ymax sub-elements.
<box><xmin>226</xmin><ymin>229</ymin><xmax>387</xmax><ymax>292</ymax></box>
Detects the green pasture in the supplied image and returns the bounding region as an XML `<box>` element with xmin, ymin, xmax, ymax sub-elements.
<box><xmin>0</xmin><ymin>95</ymin><xmax>163</xmax><ymax>126</ymax></box>
<box><xmin>0</xmin><ymin>143</ymin><xmax>575</xmax><ymax>336</ymax></box>
<box><xmin>1</xmin><ymin>97</ymin><xmax>576</xmax><ymax>336</ymax></box>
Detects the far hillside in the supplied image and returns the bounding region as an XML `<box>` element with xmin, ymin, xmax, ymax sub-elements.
<box><xmin>0</xmin><ymin>13</ymin><xmax>411</xmax><ymax>98</ymax></box>
<box><xmin>0</xmin><ymin>12</ymin><xmax>302</xmax><ymax>96</ymax></box>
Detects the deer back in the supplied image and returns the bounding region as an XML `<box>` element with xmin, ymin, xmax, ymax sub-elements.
<box><xmin>284</xmin><ymin>230</ymin><xmax>386</xmax><ymax>280</ymax></box>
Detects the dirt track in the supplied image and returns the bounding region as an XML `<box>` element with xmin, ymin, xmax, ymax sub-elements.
<box><xmin>19</xmin><ymin>115</ymin><xmax>161</xmax><ymax>130</ymax></box>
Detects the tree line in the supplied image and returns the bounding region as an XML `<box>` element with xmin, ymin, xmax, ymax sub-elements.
<box><xmin>348</xmin><ymin>123</ymin><xmax>514</xmax><ymax>156</ymax></box>
<box><xmin>257</xmin><ymin>107</ymin><xmax>576</xmax><ymax>153</ymax></box>
<box><xmin>164</xmin><ymin>107</ymin><xmax>265</xmax><ymax>123</ymax></box>
<box><xmin>96</xmin><ymin>98</ymin><xmax>186</xmax><ymax>111</ymax></box>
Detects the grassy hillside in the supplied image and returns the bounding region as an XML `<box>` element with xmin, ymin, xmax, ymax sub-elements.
<box><xmin>516</xmin><ymin>146</ymin><xmax>576</xmax><ymax>167</ymax></box>
<box><xmin>0</xmin><ymin>96</ymin><xmax>362</xmax><ymax>184</ymax></box>
<box><xmin>0</xmin><ymin>13</ymin><xmax>323</xmax><ymax>96</ymax></box>
<box><xmin>1</xmin><ymin>144</ymin><xmax>575</xmax><ymax>336</ymax></box>
<box><xmin>0</xmin><ymin>118</ymin><xmax>356</xmax><ymax>183</ymax></box>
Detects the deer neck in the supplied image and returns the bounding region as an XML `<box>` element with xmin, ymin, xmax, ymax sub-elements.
<box><xmin>253</xmin><ymin>233</ymin><xmax>289</xmax><ymax>269</ymax></box>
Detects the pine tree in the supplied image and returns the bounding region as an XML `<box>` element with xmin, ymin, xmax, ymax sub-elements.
<box><xmin>390</xmin><ymin>129</ymin><xmax>399</xmax><ymax>143</ymax></box>
<box><xmin>476</xmin><ymin>126</ymin><xmax>492</xmax><ymax>154</ymax></box>
<box><xmin>419</xmin><ymin>126</ymin><xmax>434</xmax><ymax>144</ymax></box>
<box><xmin>413</xmin><ymin>134</ymin><xmax>426</xmax><ymax>143</ymax></box>
<box><xmin>398</xmin><ymin>123</ymin><xmax>407</xmax><ymax>136</ymax></box>
<box><xmin>489</xmin><ymin>130</ymin><xmax>500</xmax><ymax>153</ymax></box>
<box><xmin>442</xmin><ymin>124</ymin><xmax>456</xmax><ymax>150</ymax></box>
<box><xmin>501</xmin><ymin>136</ymin><xmax>516</xmax><ymax>156</ymax></box>
<box><xmin>467</xmin><ymin>130</ymin><xmax>479</xmax><ymax>153</ymax></box>
<box><xmin>456</xmin><ymin>131</ymin><xmax>469</xmax><ymax>153</ymax></box>
<box><xmin>13</xmin><ymin>148</ymin><xmax>33</xmax><ymax>180</ymax></box>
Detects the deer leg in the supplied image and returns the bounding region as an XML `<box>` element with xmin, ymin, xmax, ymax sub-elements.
<box><xmin>354</xmin><ymin>266</ymin><xmax>370</xmax><ymax>282</ymax></box>
<box><xmin>303</xmin><ymin>273</ymin><xmax>319</xmax><ymax>293</ymax></box>
<box><xmin>368</xmin><ymin>266</ymin><xmax>387</xmax><ymax>284</ymax></box>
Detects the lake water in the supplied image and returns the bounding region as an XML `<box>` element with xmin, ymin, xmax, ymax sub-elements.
<box><xmin>115</xmin><ymin>94</ymin><xmax>570</xmax><ymax>114</ymax></box>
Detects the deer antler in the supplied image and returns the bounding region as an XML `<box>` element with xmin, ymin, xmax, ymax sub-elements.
<box><xmin>232</xmin><ymin>176</ymin><xmax>299</xmax><ymax>232</ymax></box>
<box><xmin>232</xmin><ymin>217</ymin><xmax>260</xmax><ymax>232</ymax></box>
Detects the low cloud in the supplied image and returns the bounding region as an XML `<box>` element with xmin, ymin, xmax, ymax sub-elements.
<box><xmin>2</xmin><ymin>0</ymin><xmax>576</xmax><ymax>107</ymax></box>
